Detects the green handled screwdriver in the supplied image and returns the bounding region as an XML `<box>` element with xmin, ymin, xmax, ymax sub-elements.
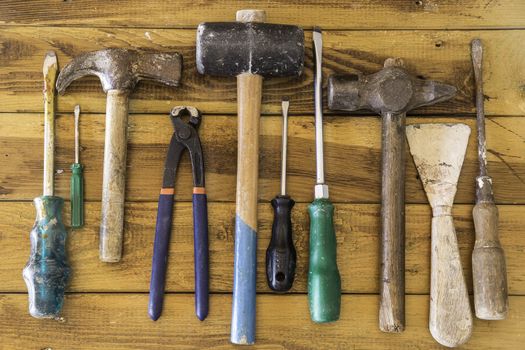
<box><xmin>308</xmin><ymin>27</ymin><xmax>341</xmax><ymax>323</ymax></box>
<box><xmin>70</xmin><ymin>104</ymin><xmax>84</xmax><ymax>228</ymax></box>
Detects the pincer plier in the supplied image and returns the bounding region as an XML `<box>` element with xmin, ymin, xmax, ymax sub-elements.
<box><xmin>148</xmin><ymin>106</ymin><xmax>209</xmax><ymax>321</ymax></box>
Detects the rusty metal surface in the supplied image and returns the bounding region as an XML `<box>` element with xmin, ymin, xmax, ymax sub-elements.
<box><xmin>327</xmin><ymin>59</ymin><xmax>456</xmax><ymax>115</ymax></box>
<box><xmin>56</xmin><ymin>48</ymin><xmax>182</xmax><ymax>93</ymax></box>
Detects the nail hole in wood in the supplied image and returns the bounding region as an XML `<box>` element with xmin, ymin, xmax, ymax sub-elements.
<box><xmin>435</xmin><ymin>40</ymin><xmax>443</xmax><ymax>48</ymax></box>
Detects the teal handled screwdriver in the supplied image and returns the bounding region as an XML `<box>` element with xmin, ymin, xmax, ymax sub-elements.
<box><xmin>308</xmin><ymin>27</ymin><xmax>341</xmax><ymax>323</ymax></box>
<box><xmin>23</xmin><ymin>51</ymin><xmax>71</xmax><ymax>318</ymax></box>
<box><xmin>70</xmin><ymin>104</ymin><xmax>84</xmax><ymax>228</ymax></box>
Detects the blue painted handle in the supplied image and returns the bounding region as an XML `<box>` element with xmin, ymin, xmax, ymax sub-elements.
<box><xmin>193</xmin><ymin>193</ymin><xmax>209</xmax><ymax>321</ymax></box>
<box><xmin>148</xmin><ymin>193</ymin><xmax>174</xmax><ymax>321</ymax></box>
<box><xmin>23</xmin><ymin>196</ymin><xmax>71</xmax><ymax>318</ymax></box>
<box><xmin>231</xmin><ymin>216</ymin><xmax>257</xmax><ymax>345</ymax></box>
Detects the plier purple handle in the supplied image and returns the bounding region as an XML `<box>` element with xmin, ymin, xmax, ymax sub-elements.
<box><xmin>148</xmin><ymin>106</ymin><xmax>209</xmax><ymax>321</ymax></box>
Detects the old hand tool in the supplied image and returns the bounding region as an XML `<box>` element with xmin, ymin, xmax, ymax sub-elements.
<box><xmin>197</xmin><ymin>10</ymin><xmax>304</xmax><ymax>344</ymax></box>
<box><xmin>406</xmin><ymin>123</ymin><xmax>473</xmax><ymax>347</ymax></box>
<box><xmin>57</xmin><ymin>48</ymin><xmax>182</xmax><ymax>262</ymax></box>
<box><xmin>327</xmin><ymin>59</ymin><xmax>456</xmax><ymax>332</ymax></box>
<box><xmin>70</xmin><ymin>105</ymin><xmax>84</xmax><ymax>228</ymax></box>
<box><xmin>266</xmin><ymin>98</ymin><xmax>297</xmax><ymax>292</ymax></box>
<box><xmin>149</xmin><ymin>106</ymin><xmax>209</xmax><ymax>322</ymax></box>
<box><xmin>23</xmin><ymin>51</ymin><xmax>71</xmax><ymax>318</ymax></box>
<box><xmin>471</xmin><ymin>39</ymin><xmax>508</xmax><ymax>320</ymax></box>
<box><xmin>308</xmin><ymin>27</ymin><xmax>341</xmax><ymax>323</ymax></box>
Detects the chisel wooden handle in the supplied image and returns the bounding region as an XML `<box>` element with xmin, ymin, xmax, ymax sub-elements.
<box><xmin>308</xmin><ymin>198</ymin><xmax>341</xmax><ymax>322</ymax></box>
<box><xmin>231</xmin><ymin>73</ymin><xmax>262</xmax><ymax>345</ymax></box>
<box><xmin>99</xmin><ymin>90</ymin><xmax>129</xmax><ymax>262</ymax></box>
<box><xmin>23</xmin><ymin>196</ymin><xmax>71</xmax><ymax>318</ymax></box>
<box><xmin>472</xmin><ymin>177</ymin><xmax>508</xmax><ymax>320</ymax></box>
<box><xmin>429</xmin><ymin>213</ymin><xmax>472</xmax><ymax>347</ymax></box>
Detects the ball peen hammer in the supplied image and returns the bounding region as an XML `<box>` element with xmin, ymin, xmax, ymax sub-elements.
<box><xmin>327</xmin><ymin>59</ymin><xmax>456</xmax><ymax>333</ymax></box>
<box><xmin>196</xmin><ymin>10</ymin><xmax>304</xmax><ymax>345</ymax></box>
<box><xmin>471</xmin><ymin>39</ymin><xmax>508</xmax><ymax>320</ymax></box>
<box><xmin>56</xmin><ymin>48</ymin><xmax>182</xmax><ymax>262</ymax></box>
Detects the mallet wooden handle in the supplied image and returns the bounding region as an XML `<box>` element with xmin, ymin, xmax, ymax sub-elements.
<box><xmin>472</xmin><ymin>189</ymin><xmax>508</xmax><ymax>320</ymax></box>
<box><xmin>231</xmin><ymin>73</ymin><xmax>262</xmax><ymax>345</ymax></box>
<box><xmin>379</xmin><ymin>112</ymin><xmax>405</xmax><ymax>333</ymax></box>
<box><xmin>429</xmin><ymin>212</ymin><xmax>472</xmax><ymax>347</ymax></box>
<box><xmin>99</xmin><ymin>90</ymin><xmax>129</xmax><ymax>262</ymax></box>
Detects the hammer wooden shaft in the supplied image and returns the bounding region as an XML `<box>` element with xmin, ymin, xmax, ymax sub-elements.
<box><xmin>379</xmin><ymin>112</ymin><xmax>405</xmax><ymax>333</ymax></box>
<box><xmin>99</xmin><ymin>90</ymin><xmax>129</xmax><ymax>262</ymax></box>
<box><xmin>231</xmin><ymin>73</ymin><xmax>262</xmax><ymax>345</ymax></box>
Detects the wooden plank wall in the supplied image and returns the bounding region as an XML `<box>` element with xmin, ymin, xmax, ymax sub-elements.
<box><xmin>0</xmin><ymin>1</ymin><xmax>524</xmax><ymax>349</ymax></box>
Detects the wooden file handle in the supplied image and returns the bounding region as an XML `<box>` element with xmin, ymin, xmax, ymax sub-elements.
<box><xmin>99</xmin><ymin>90</ymin><xmax>129</xmax><ymax>262</ymax></box>
<box><xmin>429</xmin><ymin>213</ymin><xmax>473</xmax><ymax>347</ymax></box>
<box><xmin>231</xmin><ymin>73</ymin><xmax>263</xmax><ymax>345</ymax></box>
<box><xmin>472</xmin><ymin>200</ymin><xmax>508</xmax><ymax>320</ymax></box>
<box><xmin>379</xmin><ymin>112</ymin><xmax>406</xmax><ymax>333</ymax></box>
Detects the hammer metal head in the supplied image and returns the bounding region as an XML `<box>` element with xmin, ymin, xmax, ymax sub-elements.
<box><xmin>196</xmin><ymin>22</ymin><xmax>304</xmax><ymax>77</ymax></box>
<box><xmin>56</xmin><ymin>48</ymin><xmax>182</xmax><ymax>94</ymax></box>
<box><xmin>327</xmin><ymin>59</ymin><xmax>456</xmax><ymax>115</ymax></box>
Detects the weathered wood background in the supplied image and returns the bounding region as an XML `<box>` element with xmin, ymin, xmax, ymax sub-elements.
<box><xmin>1</xmin><ymin>1</ymin><xmax>524</xmax><ymax>349</ymax></box>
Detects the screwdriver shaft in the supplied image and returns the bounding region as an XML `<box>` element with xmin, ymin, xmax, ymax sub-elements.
<box><xmin>313</xmin><ymin>27</ymin><xmax>325</xmax><ymax>186</ymax></box>
<box><xmin>280</xmin><ymin>99</ymin><xmax>289</xmax><ymax>196</ymax></box>
<box><xmin>74</xmin><ymin>105</ymin><xmax>80</xmax><ymax>164</ymax></box>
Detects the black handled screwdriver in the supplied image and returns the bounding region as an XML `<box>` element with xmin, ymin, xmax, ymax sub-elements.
<box><xmin>265</xmin><ymin>98</ymin><xmax>297</xmax><ymax>292</ymax></box>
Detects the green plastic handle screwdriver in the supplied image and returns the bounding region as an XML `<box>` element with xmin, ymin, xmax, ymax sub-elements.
<box><xmin>308</xmin><ymin>27</ymin><xmax>341</xmax><ymax>323</ymax></box>
<box><xmin>70</xmin><ymin>105</ymin><xmax>84</xmax><ymax>228</ymax></box>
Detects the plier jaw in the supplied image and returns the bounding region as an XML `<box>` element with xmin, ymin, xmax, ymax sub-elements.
<box><xmin>161</xmin><ymin>107</ymin><xmax>205</xmax><ymax>190</ymax></box>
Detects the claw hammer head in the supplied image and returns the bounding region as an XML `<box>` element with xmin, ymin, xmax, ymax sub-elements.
<box><xmin>327</xmin><ymin>58</ymin><xmax>457</xmax><ymax>115</ymax></box>
<box><xmin>56</xmin><ymin>48</ymin><xmax>182</xmax><ymax>94</ymax></box>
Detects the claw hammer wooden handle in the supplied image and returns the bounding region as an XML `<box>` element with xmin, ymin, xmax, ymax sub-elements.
<box><xmin>99</xmin><ymin>90</ymin><xmax>129</xmax><ymax>262</ymax></box>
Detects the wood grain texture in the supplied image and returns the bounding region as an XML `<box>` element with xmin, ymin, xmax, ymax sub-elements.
<box><xmin>2</xmin><ymin>294</ymin><xmax>525</xmax><ymax>350</ymax></box>
<box><xmin>1</xmin><ymin>114</ymin><xmax>523</xmax><ymax>203</ymax></box>
<box><xmin>2</xmin><ymin>202</ymin><xmax>525</xmax><ymax>294</ymax></box>
<box><xmin>1</xmin><ymin>28</ymin><xmax>525</xmax><ymax>115</ymax></box>
<box><xmin>1</xmin><ymin>0</ymin><xmax>525</xmax><ymax>29</ymax></box>
<box><xmin>235</xmin><ymin>74</ymin><xmax>263</xmax><ymax>230</ymax></box>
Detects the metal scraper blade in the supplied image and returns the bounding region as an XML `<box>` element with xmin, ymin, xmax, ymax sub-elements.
<box><xmin>406</xmin><ymin>123</ymin><xmax>471</xmax><ymax>208</ymax></box>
